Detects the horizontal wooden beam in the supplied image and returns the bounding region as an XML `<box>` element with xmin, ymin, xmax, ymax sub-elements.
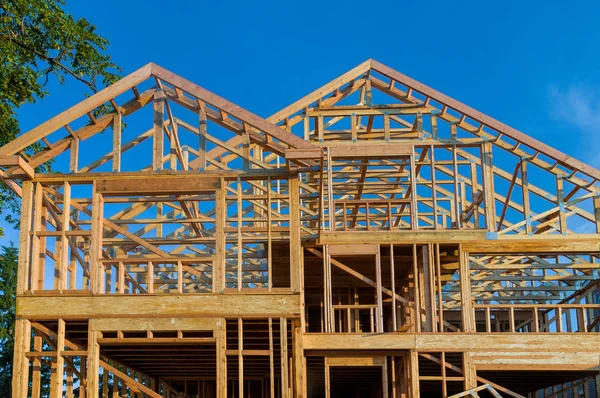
<box><xmin>319</xmin><ymin>231</ymin><xmax>600</xmax><ymax>253</ymax></box>
<box><xmin>90</xmin><ymin>317</ymin><xmax>222</xmax><ymax>331</ymax></box>
<box><xmin>308</xmin><ymin>106</ymin><xmax>431</xmax><ymax>117</ymax></box>
<box><xmin>472</xmin><ymin>351</ymin><xmax>600</xmax><ymax>371</ymax></box>
<box><xmin>318</xmin><ymin>230</ymin><xmax>487</xmax><ymax>244</ymax></box>
<box><xmin>284</xmin><ymin>148</ymin><xmax>323</xmax><ymax>160</ymax></box>
<box><xmin>17</xmin><ymin>294</ymin><xmax>301</xmax><ymax>320</ymax></box>
<box><xmin>461</xmin><ymin>235</ymin><xmax>600</xmax><ymax>253</ymax></box>
<box><xmin>0</xmin><ymin>156</ymin><xmax>35</xmax><ymax>179</ymax></box>
<box><xmin>96</xmin><ymin>176</ymin><xmax>220</xmax><ymax>196</ymax></box>
<box><xmin>303</xmin><ymin>332</ymin><xmax>600</xmax><ymax>354</ymax></box>
<box><xmin>327</xmin><ymin>244</ymin><xmax>379</xmax><ymax>257</ymax></box>
<box><xmin>30</xmin><ymin>169</ymin><xmax>289</xmax><ymax>184</ymax></box>
<box><xmin>329</xmin><ymin>144</ymin><xmax>412</xmax><ymax>158</ymax></box>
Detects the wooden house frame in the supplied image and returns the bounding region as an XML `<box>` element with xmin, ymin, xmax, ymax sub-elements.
<box><xmin>2</xmin><ymin>59</ymin><xmax>599</xmax><ymax>397</ymax></box>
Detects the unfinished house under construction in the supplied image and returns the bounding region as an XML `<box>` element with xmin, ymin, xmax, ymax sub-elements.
<box><xmin>2</xmin><ymin>59</ymin><xmax>599</xmax><ymax>398</ymax></box>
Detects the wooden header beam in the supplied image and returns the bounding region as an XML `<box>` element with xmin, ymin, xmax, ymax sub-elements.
<box><xmin>328</xmin><ymin>144</ymin><xmax>412</xmax><ymax>158</ymax></box>
<box><xmin>17</xmin><ymin>294</ymin><xmax>301</xmax><ymax>320</ymax></box>
<box><xmin>96</xmin><ymin>176</ymin><xmax>220</xmax><ymax>196</ymax></box>
<box><xmin>319</xmin><ymin>231</ymin><xmax>600</xmax><ymax>252</ymax></box>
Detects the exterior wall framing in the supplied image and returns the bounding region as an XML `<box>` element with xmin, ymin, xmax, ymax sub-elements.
<box><xmin>2</xmin><ymin>60</ymin><xmax>600</xmax><ymax>397</ymax></box>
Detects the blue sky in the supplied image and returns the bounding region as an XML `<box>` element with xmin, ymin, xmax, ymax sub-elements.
<box><xmin>3</xmin><ymin>0</ymin><xmax>600</xmax><ymax>244</ymax></box>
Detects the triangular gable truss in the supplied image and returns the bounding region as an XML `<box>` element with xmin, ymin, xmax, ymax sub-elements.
<box><xmin>260</xmin><ymin>60</ymin><xmax>600</xmax><ymax>237</ymax></box>
<box><xmin>2</xmin><ymin>59</ymin><xmax>600</xmax><ymax>239</ymax></box>
<box><xmin>0</xmin><ymin>62</ymin><xmax>316</xmax><ymax>183</ymax></box>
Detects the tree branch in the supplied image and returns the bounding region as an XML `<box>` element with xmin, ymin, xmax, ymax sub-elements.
<box><xmin>5</xmin><ymin>34</ymin><xmax>98</xmax><ymax>92</ymax></box>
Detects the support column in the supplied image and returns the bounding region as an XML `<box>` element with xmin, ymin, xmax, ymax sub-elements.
<box><xmin>216</xmin><ymin>319</ymin><xmax>227</xmax><ymax>398</ymax></box>
<box><xmin>153</xmin><ymin>88</ymin><xmax>164</xmax><ymax>171</ymax></box>
<box><xmin>323</xmin><ymin>245</ymin><xmax>333</xmax><ymax>333</ymax></box>
<box><xmin>459</xmin><ymin>245</ymin><xmax>475</xmax><ymax>332</ymax></box>
<box><xmin>197</xmin><ymin>103</ymin><xmax>207</xmax><ymax>171</ymax></box>
<box><xmin>90</xmin><ymin>183</ymin><xmax>104</xmax><ymax>294</ymax></box>
<box><xmin>462</xmin><ymin>352</ymin><xmax>477</xmax><ymax>390</ymax></box>
<box><xmin>12</xmin><ymin>319</ymin><xmax>31</xmax><ymax>398</ymax></box>
<box><xmin>292</xmin><ymin>319</ymin><xmax>306</xmax><ymax>398</ymax></box>
<box><xmin>289</xmin><ymin>174</ymin><xmax>301</xmax><ymax>292</ymax></box>
<box><xmin>481</xmin><ymin>142</ymin><xmax>496</xmax><ymax>231</ymax></box>
<box><xmin>16</xmin><ymin>181</ymin><xmax>34</xmax><ymax>295</ymax></box>
<box><xmin>411</xmin><ymin>244</ymin><xmax>421</xmax><ymax>332</ymax></box>
<box><xmin>375</xmin><ymin>246</ymin><xmax>384</xmax><ymax>333</ymax></box>
<box><xmin>31</xmin><ymin>332</ymin><xmax>42</xmax><ymax>398</ymax></box>
<box><xmin>421</xmin><ymin>245</ymin><xmax>436</xmax><ymax>332</ymax></box>
<box><xmin>86</xmin><ymin>325</ymin><xmax>100</xmax><ymax>398</ymax></box>
<box><xmin>409</xmin><ymin>350</ymin><xmax>420</xmax><ymax>398</ymax></box>
<box><xmin>50</xmin><ymin>319</ymin><xmax>65</xmax><ymax>398</ymax></box>
<box><xmin>280</xmin><ymin>318</ymin><xmax>289</xmax><ymax>398</ymax></box>
<box><xmin>214</xmin><ymin>182</ymin><xmax>226</xmax><ymax>293</ymax></box>
<box><xmin>382</xmin><ymin>358</ymin><xmax>389</xmax><ymax>398</ymax></box>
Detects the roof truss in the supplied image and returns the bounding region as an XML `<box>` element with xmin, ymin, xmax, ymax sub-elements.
<box><xmin>2</xmin><ymin>59</ymin><xmax>600</xmax><ymax>238</ymax></box>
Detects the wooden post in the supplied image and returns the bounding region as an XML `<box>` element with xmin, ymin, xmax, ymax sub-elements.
<box><xmin>422</xmin><ymin>244</ymin><xmax>435</xmax><ymax>332</ymax></box>
<box><xmin>17</xmin><ymin>181</ymin><xmax>34</xmax><ymax>295</ymax></box>
<box><xmin>556</xmin><ymin>175</ymin><xmax>567</xmax><ymax>234</ymax></box>
<box><xmin>238</xmin><ymin>318</ymin><xmax>244</xmax><ymax>398</ymax></box>
<box><xmin>412</xmin><ymin>244</ymin><xmax>421</xmax><ymax>332</ymax></box>
<box><xmin>280</xmin><ymin>318</ymin><xmax>289</xmax><ymax>398</ymax></box>
<box><xmin>323</xmin><ymin>245</ymin><xmax>333</xmax><ymax>333</ymax></box>
<box><xmin>153</xmin><ymin>88</ymin><xmax>164</xmax><ymax>171</ymax></box>
<box><xmin>324</xmin><ymin>358</ymin><xmax>331</xmax><ymax>398</ymax></box>
<box><xmin>409</xmin><ymin>150</ymin><xmax>418</xmax><ymax>230</ymax></box>
<box><xmin>112</xmin><ymin>112</ymin><xmax>122</xmax><ymax>172</ymax></box>
<box><xmin>375</xmin><ymin>246</ymin><xmax>384</xmax><ymax>333</ymax></box>
<box><xmin>217</xmin><ymin>319</ymin><xmax>227</xmax><ymax>398</ymax></box>
<box><xmin>11</xmin><ymin>319</ymin><xmax>31</xmax><ymax>398</ymax></box>
<box><xmin>51</xmin><ymin>319</ymin><xmax>66</xmax><ymax>398</ymax></box>
<box><xmin>237</xmin><ymin>178</ymin><xmax>243</xmax><ymax>291</ymax></box>
<box><xmin>326</xmin><ymin>148</ymin><xmax>334</xmax><ymax>231</ymax></box>
<box><xmin>435</xmin><ymin>244</ymin><xmax>444</xmax><ymax>332</ymax></box>
<box><xmin>293</xmin><ymin>319</ymin><xmax>306</xmax><ymax>398</ymax></box>
<box><xmin>462</xmin><ymin>352</ymin><xmax>477</xmax><ymax>390</ymax></box>
<box><xmin>382</xmin><ymin>357</ymin><xmax>389</xmax><ymax>398</ymax></box>
<box><xmin>90</xmin><ymin>182</ymin><xmax>104</xmax><ymax>294</ymax></box>
<box><xmin>459</xmin><ymin>245</ymin><xmax>475</xmax><ymax>332</ymax></box>
<box><xmin>452</xmin><ymin>145</ymin><xmax>462</xmax><ymax>229</ymax></box>
<box><xmin>430</xmin><ymin>145</ymin><xmax>438</xmax><ymax>229</ymax></box>
<box><xmin>269</xmin><ymin>318</ymin><xmax>275</xmax><ymax>398</ymax></box>
<box><xmin>390</xmin><ymin>244</ymin><xmax>397</xmax><ymax>331</ymax></box>
<box><xmin>31</xmin><ymin>332</ymin><xmax>42</xmax><ymax>398</ymax></box>
<box><xmin>481</xmin><ymin>142</ymin><xmax>496</xmax><ymax>231</ymax></box>
<box><xmin>214</xmin><ymin>182</ymin><xmax>226</xmax><ymax>293</ymax></box>
<box><xmin>409</xmin><ymin>350</ymin><xmax>419</xmax><ymax>398</ymax></box>
<box><xmin>290</xmin><ymin>175</ymin><xmax>301</xmax><ymax>292</ymax></box>
<box><xmin>70</xmin><ymin>137</ymin><xmax>79</xmax><ymax>173</ymax></box>
<box><xmin>59</xmin><ymin>182</ymin><xmax>71</xmax><ymax>292</ymax></box>
<box><xmin>521</xmin><ymin>158</ymin><xmax>532</xmax><ymax>235</ymax></box>
<box><xmin>87</xmin><ymin>326</ymin><xmax>100</xmax><ymax>398</ymax></box>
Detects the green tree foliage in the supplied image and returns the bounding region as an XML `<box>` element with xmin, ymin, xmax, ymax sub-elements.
<box><xmin>0</xmin><ymin>0</ymin><xmax>121</xmax><ymax>233</ymax></box>
<box><xmin>0</xmin><ymin>2</ymin><xmax>120</xmax><ymax>395</ymax></box>
<box><xmin>0</xmin><ymin>244</ymin><xmax>18</xmax><ymax>395</ymax></box>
